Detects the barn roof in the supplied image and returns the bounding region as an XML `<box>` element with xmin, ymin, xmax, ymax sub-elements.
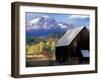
<box><xmin>56</xmin><ymin>26</ymin><xmax>85</xmax><ymax>47</ymax></box>
<box><xmin>81</xmin><ymin>50</ymin><xmax>90</xmax><ymax>58</ymax></box>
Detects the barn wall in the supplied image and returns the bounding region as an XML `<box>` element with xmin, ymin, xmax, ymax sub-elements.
<box><xmin>69</xmin><ymin>28</ymin><xmax>89</xmax><ymax>53</ymax></box>
<box><xmin>55</xmin><ymin>28</ymin><xmax>89</xmax><ymax>64</ymax></box>
<box><xmin>66</xmin><ymin>28</ymin><xmax>89</xmax><ymax>64</ymax></box>
<box><xmin>79</xmin><ymin>28</ymin><xmax>89</xmax><ymax>50</ymax></box>
<box><xmin>56</xmin><ymin>46</ymin><xmax>69</xmax><ymax>63</ymax></box>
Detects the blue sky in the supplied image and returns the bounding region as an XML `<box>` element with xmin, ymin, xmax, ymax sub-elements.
<box><xmin>25</xmin><ymin>12</ymin><xmax>90</xmax><ymax>28</ymax></box>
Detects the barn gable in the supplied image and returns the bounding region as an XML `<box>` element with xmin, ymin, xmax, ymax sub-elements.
<box><xmin>56</xmin><ymin>26</ymin><xmax>87</xmax><ymax>47</ymax></box>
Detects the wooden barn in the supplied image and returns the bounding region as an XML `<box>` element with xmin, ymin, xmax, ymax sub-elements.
<box><xmin>56</xmin><ymin>26</ymin><xmax>89</xmax><ymax>65</ymax></box>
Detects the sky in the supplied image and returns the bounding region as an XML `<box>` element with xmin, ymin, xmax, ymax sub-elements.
<box><xmin>25</xmin><ymin>12</ymin><xmax>90</xmax><ymax>28</ymax></box>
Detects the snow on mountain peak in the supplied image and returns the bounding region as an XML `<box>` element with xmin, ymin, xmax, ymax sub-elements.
<box><xmin>28</xmin><ymin>17</ymin><xmax>41</xmax><ymax>25</ymax></box>
<box><xmin>26</xmin><ymin>16</ymin><xmax>74</xmax><ymax>30</ymax></box>
<box><xmin>61</xmin><ymin>25</ymin><xmax>67</xmax><ymax>28</ymax></box>
<box><xmin>42</xmin><ymin>15</ymin><xmax>50</xmax><ymax>19</ymax></box>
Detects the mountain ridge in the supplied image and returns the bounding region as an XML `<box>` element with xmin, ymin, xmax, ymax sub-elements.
<box><xmin>26</xmin><ymin>15</ymin><xmax>74</xmax><ymax>37</ymax></box>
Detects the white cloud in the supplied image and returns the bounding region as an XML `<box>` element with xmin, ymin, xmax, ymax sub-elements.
<box><xmin>69</xmin><ymin>15</ymin><xmax>89</xmax><ymax>19</ymax></box>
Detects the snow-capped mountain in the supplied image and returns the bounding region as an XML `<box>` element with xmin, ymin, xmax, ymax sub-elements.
<box><xmin>26</xmin><ymin>15</ymin><xmax>74</xmax><ymax>37</ymax></box>
<box><xmin>26</xmin><ymin>15</ymin><xmax>74</xmax><ymax>30</ymax></box>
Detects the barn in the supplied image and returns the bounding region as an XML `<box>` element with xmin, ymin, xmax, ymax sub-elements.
<box><xmin>56</xmin><ymin>26</ymin><xmax>89</xmax><ymax>65</ymax></box>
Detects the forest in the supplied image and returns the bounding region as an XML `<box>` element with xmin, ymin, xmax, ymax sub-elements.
<box><xmin>26</xmin><ymin>36</ymin><xmax>59</xmax><ymax>61</ymax></box>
